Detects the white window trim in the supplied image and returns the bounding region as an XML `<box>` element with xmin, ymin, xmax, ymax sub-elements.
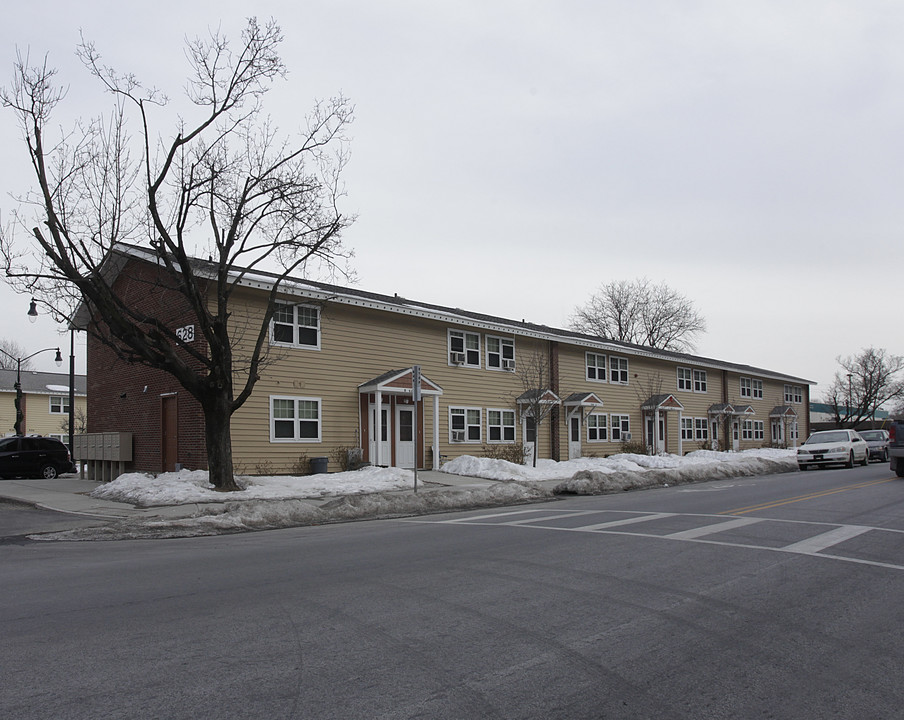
<box><xmin>752</xmin><ymin>379</ymin><xmax>763</xmax><ymax>399</ymax></box>
<box><xmin>450</xmin><ymin>406</ymin><xmax>482</xmax><ymax>443</ymax></box>
<box><xmin>587</xmin><ymin>413</ymin><xmax>608</xmax><ymax>442</ymax></box>
<box><xmin>694</xmin><ymin>417</ymin><xmax>709</xmax><ymax>441</ymax></box>
<box><xmin>677</xmin><ymin>367</ymin><xmax>693</xmax><ymax>392</ymax></box>
<box><xmin>448</xmin><ymin>330</ymin><xmax>481</xmax><ymax>368</ymax></box>
<box><xmin>586</xmin><ymin>352</ymin><xmax>607</xmax><ymax>383</ymax></box>
<box><xmin>270</xmin><ymin>304</ymin><xmax>321</xmax><ymax>350</ymax></box>
<box><xmin>485</xmin><ymin>335</ymin><xmax>515</xmax><ymax>372</ymax></box>
<box><xmin>611</xmin><ymin>414</ymin><xmax>630</xmax><ymax>442</ymax></box>
<box><xmin>693</xmin><ymin>370</ymin><xmax>707</xmax><ymax>394</ymax></box>
<box><xmin>486</xmin><ymin>408</ymin><xmax>516</xmax><ymax>443</ymax></box>
<box><xmin>680</xmin><ymin>417</ymin><xmax>694</xmax><ymax>441</ymax></box>
<box><xmin>270</xmin><ymin>395</ymin><xmax>322</xmax><ymax>443</ymax></box>
<box><xmin>49</xmin><ymin>396</ymin><xmax>69</xmax><ymax>414</ymax></box>
<box><xmin>609</xmin><ymin>356</ymin><xmax>629</xmax><ymax>385</ymax></box>
<box><xmin>753</xmin><ymin>420</ymin><xmax>765</xmax><ymax>441</ymax></box>
<box><xmin>740</xmin><ymin>377</ymin><xmax>751</xmax><ymax>398</ymax></box>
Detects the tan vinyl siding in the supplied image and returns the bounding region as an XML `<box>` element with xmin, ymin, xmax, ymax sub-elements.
<box><xmin>228</xmin><ymin>289</ymin><xmax>548</xmax><ymax>472</ymax></box>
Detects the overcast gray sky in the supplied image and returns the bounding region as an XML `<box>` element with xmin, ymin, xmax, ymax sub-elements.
<box><xmin>2</xmin><ymin>1</ymin><xmax>902</xmax><ymax>396</ymax></box>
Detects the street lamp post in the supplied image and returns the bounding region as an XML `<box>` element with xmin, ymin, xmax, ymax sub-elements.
<box><xmin>26</xmin><ymin>297</ymin><xmax>76</xmax><ymax>447</ymax></box>
<box><xmin>0</xmin><ymin>345</ymin><xmax>63</xmax><ymax>435</ymax></box>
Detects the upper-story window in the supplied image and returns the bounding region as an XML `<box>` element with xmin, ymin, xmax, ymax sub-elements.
<box><xmin>784</xmin><ymin>384</ymin><xmax>803</xmax><ymax>404</ymax></box>
<box><xmin>49</xmin><ymin>396</ymin><xmax>70</xmax><ymax>414</ymax></box>
<box><xmin>677</xmin><ymin>367</ymin><xmax>693</xmax><ymax>391</ymax></box>
<box><xmin>693</xmin><ymin>370</ymin><xmax>707</xmax><ymax>393</ymax></box>
<box><xmin>486</xmin><ymin>336</ymin><xmax>515</xmax><ymax>371</ymax></box>
<box><xmin>449</xmin><ymin>330</ymin><xmax>480</xmax><ymax>367</ymax></box>
<box><xmin>609</xmin><ymin>356</ymin><xmax>629</xmax><ymax>384</ymax></box>
<box><xmin>740</xmin><ymin>377</ymin><xmax>763</xmax><ymax>399</ymax></box>
<box><xmin>271</xmin><ymin>304</ymin><xmax>320</xmax><ymax>349</ymax></box>
<box><xmin>586</xmin><ymin>352</ymin><xmax>607</xmax><ymax>382</ymax></box>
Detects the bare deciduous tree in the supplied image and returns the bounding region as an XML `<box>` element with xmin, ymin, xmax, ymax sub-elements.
<box><xmin>570</xmin><ymin>278</ymin><xmax>706</xmax><ymax>353</ymax></box>
<box><xmin>823</xmin><ymin>348</ymin><xmax>904</xmax><ymax>428</ymax></box>
<box><xmin>0</xmin><ymin>19</ymin><xmax>354</xmax><ymax>489</ymax></box>
<box><xmin>514</xmin><ymin>350</ymin><xmax>559</xmax><ymax>467</ymax></box>
<box><xmin>0</xmin><ymin>338</ymin><xmax>34</xmax><ymax>371</ymax></box>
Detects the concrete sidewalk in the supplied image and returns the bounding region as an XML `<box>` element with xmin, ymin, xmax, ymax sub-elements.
<box><xmin>0</xmin><ymin>470</ymin><xmax>511</xmax><ymax>521</ymax></box>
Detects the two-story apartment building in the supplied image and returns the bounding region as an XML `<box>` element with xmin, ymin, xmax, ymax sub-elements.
<box><xmin>0</xmin><ymin>369</ymin><xmax>87</xmax><ymax>442</ymax></box>
<box><xmin>82</xmin><ymin>245</ymin><xmax>812</xmax><ymax>475</ymax></box>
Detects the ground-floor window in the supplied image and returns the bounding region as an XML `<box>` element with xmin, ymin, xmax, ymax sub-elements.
<box><xmin>694</xmin><ymin>418</ymin><xmax>708</xmax><ymax>441</ymax></box>
<box><xmin>271</xmin><ymin>396</ymin><xmax>321</xmax><ymax>442</ymax></box>
<box><xmin>681</xmin><ymin>417</ymin><xmax>694</xmax><ymax>441</ymax></box>
<box><xmin>450</xmin><ymin>407</ymin><xmax>481</xmax><ymax>443</ymax></box>
<box><xmin>753</xmin><ymin>420</ymin><xmax>765</xmax><ymax>441</ymax></box>
<box><xmin>587</xmin><ymin>413</ymin><xmax>608</xmax><ymax>441</ymax></box>
<box><xmin>611</xmin><ymin>414</ymin><xmax>630</xmax><ymax>442</ymax></box>
<box><xmin>742</xmin><ymin>420</ymin><xmax>753</xmax><ymax>440</ymax></box>
<box><xmin>487</xmin><ymin>409</ymin><xmax>516</xmax><ymax>442</ymax></box>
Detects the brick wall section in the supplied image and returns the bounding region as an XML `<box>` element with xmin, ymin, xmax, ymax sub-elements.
<box><xmin>86</xmin><ymin>257</ymin><xmax>208</xmax><ymax>472</ymax></box>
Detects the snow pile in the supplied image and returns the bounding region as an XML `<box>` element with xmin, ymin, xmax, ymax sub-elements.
<box><xmin>90</xmin><ymin>465</ymin><xmax>416</xmax><ymax>507</ymax></box>
<box><xmin>38</xmin><ymin>483</ymin><xmax>549</xmax><ymax>541</ymax></box>
<box><xmin>553</xmin><ymin>449</ymin><xmax>797</xmax><ymax>495</ymax></box>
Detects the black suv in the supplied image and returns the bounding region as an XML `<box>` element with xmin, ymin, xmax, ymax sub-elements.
<box><xmin>0</xmin><ymin>436</ymin><xmax>75</xmax><ymax>479</ymax></box>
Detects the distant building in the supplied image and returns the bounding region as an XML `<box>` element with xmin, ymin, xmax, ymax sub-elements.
<box><xmin>809</xmin><ymin>402</ymin><xmax>890</xmax><ymax>432</ymax></box>
<box><xmin>0</xmin><ymin>369</ymin><xmax>87</xmax><ymax>440</ymax></box>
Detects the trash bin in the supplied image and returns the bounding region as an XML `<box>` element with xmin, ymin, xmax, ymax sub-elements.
<box><xmin>310</xmin><ymin>457</ymin><xmax>329</xmax><ymax>474</ymax></box>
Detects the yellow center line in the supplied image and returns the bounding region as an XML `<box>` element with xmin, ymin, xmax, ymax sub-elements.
<box><xmin>721</xmin><ymin>478</ymin><xmax>895</xmax><ymax>515</ymax></box>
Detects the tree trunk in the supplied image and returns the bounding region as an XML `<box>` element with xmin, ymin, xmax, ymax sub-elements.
<box><xmin>202</xmin><ymin>390</ymin><xmax>240</xmax><ymax>491</ymax></box>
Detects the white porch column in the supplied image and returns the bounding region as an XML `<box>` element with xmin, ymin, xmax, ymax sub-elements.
<box><xmin>375</xmin><ymin>390</ymin><xmax>383</xmax><ymax>466</ymax></box>
<box><xmin>654</xmin><ymin>409</ymin><xmax>661</xmax><ymax>454</ymax></box>
<box><xmin>678</xmin><ymin>410</ymin><xmax>683</xmax><ymax>456</ymax></box>
<box><xmin>432</xmin><ymin>394</ymin><xmax>440</xmax><ymax>470</ymax></box>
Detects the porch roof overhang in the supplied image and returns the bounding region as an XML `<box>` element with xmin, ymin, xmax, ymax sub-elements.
<box><xmin>563</xmin><ymin>392</ymin><xmax>604</xmax><ymax>409</ymax></box>
<box><xmin>516</xmin><ymin>388</ymin><xmax>561</xmax><ymax>405</ymax></box>
<box><xmin>708</xmin><ymin>403</ymin><xmax>735</xmax><ymax>415</ymax></box>
<box><xmin>732</xmin><ymin>404</ymin><xmax>756</xmax><ymax>416</ymax></box>
<box><xmin>769</xmin><ymin>405</ymin><xmax>798</xmax><ymax>418</ymax></box>
<box><xmin>357</xmin><ymin>367</ymin><xmax>443</xmax><ymax>396</ymax></box>
<box><xmin>641</xmin><ymin>394</ymin><xmax>684</xmax><ymax>412</ymax></box>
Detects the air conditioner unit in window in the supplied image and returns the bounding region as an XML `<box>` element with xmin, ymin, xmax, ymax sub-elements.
<box><xmin>502</xmin><ymin>359</ymin><xmax>516</xmax><ymax>371</ymax></box>
<box><xmin>450</xmin><ymin>352</ymin><xmax>466</xmax><ymax>364</ymax></box>
<box><xmin>451</xmin><ymin>430</ymin><xmax>466</xmax><ymax>442</ymax></box>
<box><xmin>624</xmin><ymin>432</ymin><xmax>632</xmax><ymax>441</ymax></box>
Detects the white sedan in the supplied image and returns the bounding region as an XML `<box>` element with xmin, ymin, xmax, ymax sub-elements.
<box><xmin>797</xmin><ymin>429</ymin><xmax>870</xmax><ymax>470</ymax></box>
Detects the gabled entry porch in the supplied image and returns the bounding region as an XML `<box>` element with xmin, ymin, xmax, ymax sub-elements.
<box><xmin>358</xmin><ymin>368</ymin><xmax>443</xmax><ymax>470</ymax></box>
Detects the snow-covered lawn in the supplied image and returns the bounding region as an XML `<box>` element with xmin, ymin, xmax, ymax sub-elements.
<box><xmin>89</xmin><ymin>448</ymin><xmax>797</xmax><ymax>507</ymax></box>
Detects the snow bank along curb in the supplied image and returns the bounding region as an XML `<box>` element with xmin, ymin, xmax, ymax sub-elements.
<box><xmin>554</xmin><ymin>455</ymin><xmax>797</xmax><ymax>495</ymax></box>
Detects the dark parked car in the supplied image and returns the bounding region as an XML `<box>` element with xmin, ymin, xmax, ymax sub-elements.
<box><xmin>859</xmin><ymin>429</ymin><xmax>889</xmax><ymax>463</ymax></box>
<box><xmin>0</xmin><ymin>435</ymin><xmax>75</xmax><ymax>479</ymax></box>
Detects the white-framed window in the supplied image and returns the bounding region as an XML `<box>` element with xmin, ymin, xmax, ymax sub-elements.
<box><xmin>487</xmin><ymin>409</ymin><xmax>516</xmax><ymax>442</ymax></box>
<box><xmin>711</xmin><ymin>419</ymin><xmax>719</xmax><ymax>443</ymax></box>
<box><xmin>677</xmin><ymin>367</ymin><xmax>693</xmax><ymax>391</ymax></box>
<box><xmin>681</xmin><ymin>417</ymin><xmax>694</xmax><ymax>441</ymax></box>
<box><xmin>793</xmin><ymin>385</ymin><xmax>803</xmax><ymax>404</ymax></box>
<box><xmin>784</xmin><ymin>384</ymin><xmax>793</xmax><ymax>403</ymax></box>
<box><xmin>49</xmin><ymin>396</ymin><xmax>70</xmax><ymax>415</ymax></box>
<box><xmin>784</xmin><ymin>384</ymin><xmax>803</xmax><ymax>404</ymax></box>
<box><xmin>271</xmin><ymin>304</ymin><xmax>320</xmax><ymax>349</ymax></box>
<box><xmin>586</xmin><ymin>352</ymin><xmax>607</xmax><ymax>382</ymax></box>
<box><xmin>609</xmin><ymin>356</ymin><xmax>629</xmax><ymax>384</ymax></box>
<box><xmin>740</xmin><ymin>377</ymin><xmax>762</xmax><ymax>399</ymax></box>
<box><xmin>741</xmin><ymin>419</ymin><xmax>753</xmax><ymax>440</ymax></box>
<box><xmin>449</xmin><ymin>330</ymin><xmax>481</xmax><ymax>367</ymax></box>
<box><xmin>450</xmin><ymin>407</ymin><xmax>481</xmax><ymax>442</ymax></box>
<box><xmin>486</xmin><ymin>336</ymin><xmax>515</xmax><ymax>371</ymax></box>
<box><xmin>611</xmin><ymin>414</ymin><xmax>630</xmax><ymax>442</ymax></box>
<box><xmin>753</xmin><ymin>420</ymin><xmax>765</xmax><ymax>441</ymax></box>
<box><xmin>693</xmin><ymin>370</ymin><xmax>707</xmax><ymax>393</ymax></box>
<box><xmin>790</xmin><ymin>420</ymin><xmax>799</xmax><ymax>442</ymax></box>
<box><xmin>694</xmin><ymin>418</ymin><xmax>709</xmax><ymax>441</ymax></box>
<box><xmin>587</xmin><ymin>413</ymin><xmax>608</xmax><ymax>442</ymax></box>
<box><xmin>270</xmin><ymin>396</ymin><xmax>321</xmax><ymax>442</ymax></box>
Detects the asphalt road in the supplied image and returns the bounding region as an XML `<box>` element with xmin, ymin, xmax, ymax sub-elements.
<box><xmin>2</xmin><ymin>463</ymin><xmax>902</xmax><ymax>719</ymax></box>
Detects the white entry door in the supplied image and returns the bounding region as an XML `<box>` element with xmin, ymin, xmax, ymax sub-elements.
<box><xmin>369</xmin><ymin>405</ymin><xmax>392</xmax><ymax>466</ymax></box>
<box><xmin>395</xmin><ymin>406</ymin><xmax>416</xmax><ymax>469</ymax></box>
<box><xmin>732</xmin><ymin>421</ymin><xmax>740</xmax><ymax>452</ymax></box>
<box><xmin>568</xmin><ymin>414</ymin><xmax>582</xmax><ymax>459</ymax></box>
